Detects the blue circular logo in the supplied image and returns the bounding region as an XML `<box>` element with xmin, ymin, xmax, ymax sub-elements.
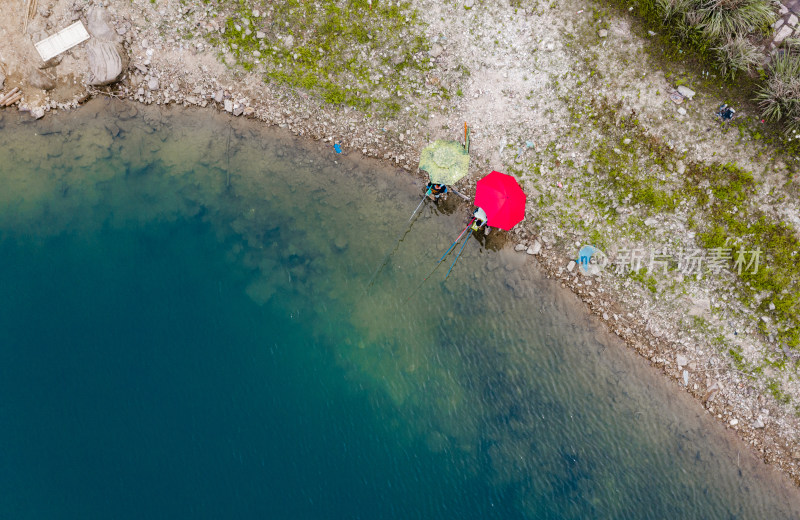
<box><xmin>577</xmin><ymin>245</ymin><xmax>608</xmax><ymax>276</ymax></box>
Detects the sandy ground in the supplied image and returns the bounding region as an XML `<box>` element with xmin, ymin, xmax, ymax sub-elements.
<box><xmin>2</xmin><ymin>0</ymin><xmax>800</xmax><ymax>485</ymax></box>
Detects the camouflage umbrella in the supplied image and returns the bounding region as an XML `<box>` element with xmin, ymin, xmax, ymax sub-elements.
<box><xmin>418</xmin><ymin>140</ymin><xmax>470</xmax><ymax>186</ymax></box>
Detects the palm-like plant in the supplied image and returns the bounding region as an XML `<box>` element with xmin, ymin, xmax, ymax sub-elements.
<box><xmin>756</xmin><ymin>46</ymin><xmax>800</xmax><ymax>134</ymax></box>
<box><xmin>697</xmin><ymin>0</ymin><xmax>776</xmax><ymax>40</ymax></box>
<box><xmin>714</xmin><ymin>35</ymin><xmax>763</xmax><ymax>78</ymax></box>
<box><xmin>656</xmin><ymin>0</ymin><xmax>700</xmax><ymax>22</ymax></box>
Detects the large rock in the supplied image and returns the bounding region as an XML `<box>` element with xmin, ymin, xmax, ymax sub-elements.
<box><xmin>775</xmin><ymin>25</ymin><xmax>793</xmax><ymax>45</ymax></box>
<box><xmin>28</xmin><ymin>67</ymin><xmax>56</xmax><ymax>90</ymax></box>
<box><xmin>86</xmin><ymin>40</ymin><xmax>125</xmax><ymax>86</ymax></box>
<box><xmin>87</xmin><ymin>7</ymin><xmax>119</xmax><ymax>42</ymax></box>
<box><xmin>677</xmin><ymin>85</ymin><xmax>695</xmax><ymax>99</ymax></box>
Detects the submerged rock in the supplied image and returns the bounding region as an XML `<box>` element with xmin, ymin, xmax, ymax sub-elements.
<box><xmin>334</xmin><ymin>237</ymin><xmax>348</xmax><ymax>251</ymax></box>
<box><xmin>245</xmin><ymin>277</ymin><xmax>275</xmax><ymax>305</ymax></box>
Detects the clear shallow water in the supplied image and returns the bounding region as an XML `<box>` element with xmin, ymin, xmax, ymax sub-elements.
<box><xmin>1</xmin><ymin>99</ymin><xmax>799</xmax><ymax>519</ymax></box>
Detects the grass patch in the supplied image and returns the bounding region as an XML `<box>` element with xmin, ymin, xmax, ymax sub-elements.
<box><xmin>598</xmin><ymin>0</ymin><xmax>800</xmax><ymax>138</ymax></box>
<box><xmin>575</xmin><ymin>95</ymin><xmax>800</xmax><ymax>351</ymax></box>
<box><xmin>207</xmin><ymin>0</ymin><xmax>439</xmax><ymax>116</ymax></box>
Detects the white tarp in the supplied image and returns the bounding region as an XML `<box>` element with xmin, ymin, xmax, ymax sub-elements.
<box><xmin>34</xmin><ymin>21</ymin><xmax>91</xmax><ymax>62</ymax></box>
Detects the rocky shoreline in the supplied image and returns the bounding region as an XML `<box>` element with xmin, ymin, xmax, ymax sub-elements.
<box><xmin>2</xmin><ymin>0</ymin><xmax>800</xmax><ymax>487</ymax></box>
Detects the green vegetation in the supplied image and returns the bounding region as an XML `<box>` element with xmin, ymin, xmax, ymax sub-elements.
<box><xmin>756</xmin><ymin>44</ymin><xmax>800</xmax><ymax>135</ymax></box>
<box><xmin>206</xmin><ymin>0</ymin><xmax>438</xmax><ymax>116</ymax></box>
<box><xmin>628</xmin><ymin>267</ymin><xmax>659</xmax><ymax>293</ymax></box>
<box><xmin>627</xmin><ymin>0</ymin><xmax>775</xmax><ymax>78</ymax></box>
<box><xmin>685</xmin><ymin>162</ymin><xmax>799</xmax><ymax>348</ymax></box>
<box><xmin>767</xmin><ymin>378</ymin><xmax>792</xmax><ymax>404</ymax></box>
<box><xmin>590</xmin><ymin>140</ymin><xmax>678</xmax><ymax>212</ymax></box>
<box><xmin>602</xmin><ymin>0</ymin><xmax>800</xmax><ymax>136</ymax></box>
<box><xmin>561</xmin><ymin>92</ymin><xmax>800</xmax><ymax>360</ymax></box>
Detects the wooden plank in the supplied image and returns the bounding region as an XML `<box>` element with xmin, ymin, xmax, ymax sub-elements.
<box><xmin>2</xmin><ymin>93</ymin><xmax>23</xmax><ymax>107</ymax></box>
<box><xmin>34</xmin><ymin>21</ymin><xmax>91</xmax><ymax>62</ymax></box>
<box><xmin>0</xmin><ymin>87</ymin><xmax>20</xmax><ymax>105</ymax></box>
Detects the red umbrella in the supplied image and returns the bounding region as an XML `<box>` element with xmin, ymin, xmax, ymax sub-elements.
<box><xmin>474</xmin><ymin>171</ymin><xmax>526</xmax><ymax>230</ymax></box>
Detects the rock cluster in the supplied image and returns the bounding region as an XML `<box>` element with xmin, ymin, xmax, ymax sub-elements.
<box><xmin>86</xmin><ymin>7</ymin><xmax>126</xmax><ymax>86</ymax></box>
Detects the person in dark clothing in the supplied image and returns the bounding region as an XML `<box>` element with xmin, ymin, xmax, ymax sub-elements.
<box><xmin>426</xmin><ymin>182</ymin><xmax>448</xmax><ymax>200</ymax></box>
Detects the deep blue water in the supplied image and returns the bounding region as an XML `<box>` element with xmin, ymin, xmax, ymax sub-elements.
<box><xmin>1</xmin><ymin>99</ymin><xmax>799</xmax><ymax>519</ymax></box>
<box><xmin>0</xmin><ymin>222</ymin><xmax>511</xmax><ymax>520</ymax></box>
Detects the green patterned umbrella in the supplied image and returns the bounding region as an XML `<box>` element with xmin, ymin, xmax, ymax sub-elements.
<box><xmin>418</xmin><ymin>140</ymin><xmax>470</xmax><ymax>185</ymax></box>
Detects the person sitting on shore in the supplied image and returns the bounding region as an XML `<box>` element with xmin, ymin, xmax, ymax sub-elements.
<box><xmin>471</xmin><ymin>206</ymin><xmax>488</xmax><ymax>232</ymax></box>
<box><xmin>426</xmin><ymin>182</ymin><xmax>448</xmax><ymax>200</ymax></box>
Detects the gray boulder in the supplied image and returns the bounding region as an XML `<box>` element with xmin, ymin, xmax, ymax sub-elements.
<box><xmin>86</xmin><ymin>40</ymin><xmax>125</xmax><ymax>86</ymax></box>
<box><xmin>677</xmin><ymin>85</ymin><xmax>695</xmax><ymax>100</ymax></box>
<box><xmin>87</xmin><ymin>7</ymin><xmax>119</xmax><ymax>42</ymax></box>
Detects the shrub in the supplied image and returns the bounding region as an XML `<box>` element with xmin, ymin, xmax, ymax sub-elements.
<box><xmin>755</xmin><ymin>46</ymin><xmax>800</xmax><ymax>134</ymax></box>
<box><xmin>714</xmin><ymin>35</ymin><xmax>763</xmax><ymax>78</ymax></box>
<box><xmin>696</xmin><ymin>0</ymin><xmax>776</xmax><ymax>40</ymax></box>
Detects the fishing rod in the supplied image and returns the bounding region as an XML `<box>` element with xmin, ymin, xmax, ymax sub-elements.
<box><xmin>439</xmin><ymin>218</ymin><xmax>474</xmax><ymax>262</ymax></box>
<box><xmin>365</xmin><ymin>195</ymin><xmax>428</xmax><ymax>290</ymax></box>
<box><xmin>404</xmin><ymin>218</ymin><xmax>474</xmax><ymax>303</ymax></box>
<box><xmin>443</xmin><ymin>232</ymin><xmax>472</xmax><ymax>282</ymax></box>
<box><xmin>409</xmin><ymin>191</ymin><xmax>429</xmax><ymax>222</ymax></box>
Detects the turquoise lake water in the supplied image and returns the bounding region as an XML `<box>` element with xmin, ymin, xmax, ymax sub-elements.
<box><xmin>1</xmin><ymin>99</ymin><xmax>799</xmax><ymax>519</ymax></box>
